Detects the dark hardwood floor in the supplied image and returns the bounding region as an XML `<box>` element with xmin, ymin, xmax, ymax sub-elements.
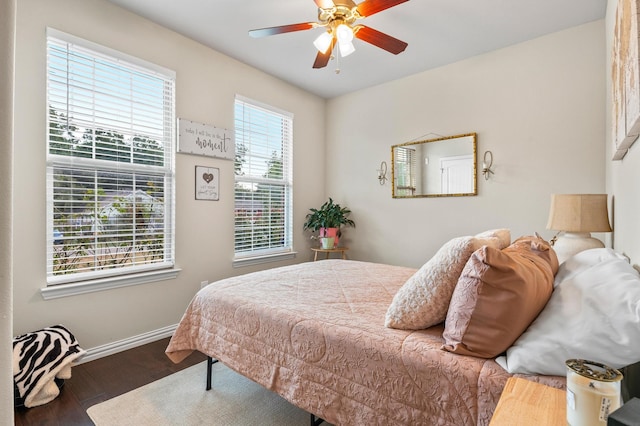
<box><xmin>14</xmin><ymin>337</ymin><xmax>207</xmax><ymax>426</ymax></box>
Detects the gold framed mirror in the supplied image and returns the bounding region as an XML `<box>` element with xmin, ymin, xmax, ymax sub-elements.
<box><xmin>391</xmin><ymin>133</ymin><xmax>477</xmax><ymax>198</ymax></box>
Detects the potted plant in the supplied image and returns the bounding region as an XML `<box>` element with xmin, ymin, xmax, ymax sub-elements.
<box><xmin>303</xmin><ymin>198</ymin><xmax>355</xmax><ymax>248</ymax></box>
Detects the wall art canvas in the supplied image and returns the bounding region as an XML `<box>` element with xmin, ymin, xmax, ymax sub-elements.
<box><xmin>612</xmin><ymin>0</ymin><xmax>640</xmax><ymax>160</ymax></box>
<box><xmin>195</xmin><ymin>166</ymin><xmax>219</xmax><ymax>201</ymax></box>
<box><xmin>178</xmin><ymin>118</ymin><xmax>234</xmax><ymax>160</ymax></box>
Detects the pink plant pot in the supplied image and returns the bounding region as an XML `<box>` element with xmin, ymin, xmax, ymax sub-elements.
<box><xmin>320</xmin><ymin>227</ymin><xmax>339</xmax><ymax>247</ymax></box>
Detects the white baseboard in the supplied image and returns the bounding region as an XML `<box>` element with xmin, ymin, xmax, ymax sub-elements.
<box><xmin>79</xmin><ymin>324</ymin><xmax>178</xmax><ymax>364</ymax></box>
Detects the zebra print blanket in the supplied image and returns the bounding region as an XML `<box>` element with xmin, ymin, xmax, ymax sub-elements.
<box><xmin>13</xmin><ymin>324</ymin><xmax>86</xmax><ymax>407</ymax></box>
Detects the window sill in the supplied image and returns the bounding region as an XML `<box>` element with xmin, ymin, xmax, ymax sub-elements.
<box><xmin>233</xmin><ymin>251</ymin><xmax>297</xmax><ymax>268</ymax></box>
<box><xmin>40</xmin><ymin>268</ymin><xmax>182</xmax><ymax>300</ymax></box>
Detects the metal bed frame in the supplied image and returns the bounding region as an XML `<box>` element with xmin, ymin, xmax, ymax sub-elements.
<box><xmin>206</xmin><ymin>356</ymin><xmax>325</xmax><ymax>425</ymax></box>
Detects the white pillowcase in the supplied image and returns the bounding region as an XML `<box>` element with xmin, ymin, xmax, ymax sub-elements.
<box><xmin>496</xmin><ymin>248</ymin><xmax>640</xmax><ymax>376</ymax></box>
<box><xmin>385</xmin><ymin>231</ymin><xmax>509</xmax><ymax>330</ymax></box>
<box><xmin>552</xmin><ymin>247</ymin><xmax>627</xmax><ymax>288</ymax></box>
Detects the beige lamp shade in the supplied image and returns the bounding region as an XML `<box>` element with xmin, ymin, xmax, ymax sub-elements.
<box><xmin>546</xmin><ymin>194</ymin><xmax>612</xmax><ymax>232</ymax></box>
<box><xmin>546</xmin><ymin>194</ymin><xmax>612</xmax><ymax>264</ymax></box>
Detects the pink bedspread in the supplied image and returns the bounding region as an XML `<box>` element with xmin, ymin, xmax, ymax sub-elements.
<box><xmin>166</xmin><ymin>260</ymin><xmax>564</xmax><ymax>425</ymax></box>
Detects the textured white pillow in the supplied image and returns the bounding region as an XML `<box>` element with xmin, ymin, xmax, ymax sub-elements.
<box><xmin>496</xmin><ymin>248</ymin><xmax>640</xmax><ymax>376</ymax></box>
<box><xmin>385</xmin><ymin>234</ymin><xmax>503</xmax><ymax>330</ymax></box>
<box><xmin>474</xmin><ymin>228</ymin><xmax>511</xmax><ymax>249</ymax></box>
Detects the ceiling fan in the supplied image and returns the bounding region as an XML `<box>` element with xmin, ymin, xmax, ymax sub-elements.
<box><xmin>248</xmin><ymin>0</ymin><xmax>409</xmax><ymax>69</ymax></box>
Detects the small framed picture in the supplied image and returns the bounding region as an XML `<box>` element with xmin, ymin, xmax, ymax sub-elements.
<box><xmin>195</xmin><ymin>166</ymin><xmax>219</xmax><ymax>201</ymax></box>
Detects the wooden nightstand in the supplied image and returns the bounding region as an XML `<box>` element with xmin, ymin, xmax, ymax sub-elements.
<box><xmin>311</xmin><ymin>247</ymin><xmax>349</xmax><ymax>261</ymax></box>
<box><xmin>490</xmin><ymin>377</ymin><xmax>566</xmax><ymax>425</ymax></box>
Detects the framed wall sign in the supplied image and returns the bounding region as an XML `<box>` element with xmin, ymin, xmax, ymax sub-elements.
<box><xmin>195</xmin><ymin>166</ymin><xmax>219</xmax><ymax>201</ymax></box>
<box><xmin>612</xmin><ymin>0</ymin><xmax>640</xmax><ymax>160</ymax></box>
<box><xmin>178</xmin><ymin>118</ymin><xmax>235</xmax><ymax>160</ymax></box>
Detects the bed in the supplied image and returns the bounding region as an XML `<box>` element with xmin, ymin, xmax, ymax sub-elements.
<box><xmin>166</xmin><ymin>235</ymin><xmax>640</xmax><ymax>425</ymax></box>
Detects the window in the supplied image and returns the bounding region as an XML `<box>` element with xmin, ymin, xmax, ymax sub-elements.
<box><xmin>46</xmin><ymin>29</ymin><xmax>176</xmax><ymax>288</ymax></box>
<box><xmin>234</xmin><ymin>96</ymin><xmax>293</xmax><ymax>264</ymax></box>
<box><xmin>394</xmin><ymin>146</ymin><xmax>417</xmax><ymax>196</ymax></box>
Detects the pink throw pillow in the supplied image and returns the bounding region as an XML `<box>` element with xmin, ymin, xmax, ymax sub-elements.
<box><xmin>441</xmin><ymin>236</ymin><xmax>557</xmax><ymax>358</ymax></box>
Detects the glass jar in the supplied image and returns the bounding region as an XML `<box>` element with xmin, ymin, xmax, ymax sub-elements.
<box><xmin>566</xmin><ymin>359</ymin><xmax>623</xmax><ymax>426</ymax></box>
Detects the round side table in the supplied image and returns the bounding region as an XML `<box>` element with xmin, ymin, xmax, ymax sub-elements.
<box><xmin>311</xmin><ymin>247</ymin><xmax>349</xmax><ymax>261</ymax></box>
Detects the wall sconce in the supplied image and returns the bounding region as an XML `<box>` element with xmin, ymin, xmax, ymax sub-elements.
<box><xmin>482</xmin><ymin>150</ymin><xmax>494</xmax><ymax>180</ymax></box>
<box><xmin>377</xmin><ymin>161</ymin><xmax>388</xmax><ymax>185</ymax></box>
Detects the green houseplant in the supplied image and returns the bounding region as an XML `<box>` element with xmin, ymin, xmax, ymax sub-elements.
<box><xmin>303</xmin><ymin>198</ymin><xmax>355</xmax><ymax>248</ymax></box>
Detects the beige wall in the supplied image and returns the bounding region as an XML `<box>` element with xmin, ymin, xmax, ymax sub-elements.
<box><xmin>605</xmin><ymin>0</ymin><xmax>640</xmax><ymax>267</ymax></box>
<box><xmin>1</xmin><ymin>1</ymin><xmax>16</xmax><ymax>423</ymax></box>
<box><xmin>13</xmin><ymin>0</ymin><xmax>326</xmax><ymax>350</ymax></box>
<box><xmin>326</xmin><ymin>21</ymin><xmax>606</xmax><ymax>268</ymax></box>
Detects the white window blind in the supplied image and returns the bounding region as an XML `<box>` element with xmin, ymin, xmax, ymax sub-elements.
<box><xmin>46</xmin><ymin>29</ymin><xmax>176</xmax><ymax>285</ymax></box>
<box><xmin>234</xmin><ymin>96</ymin><xmax>293</xmax><ymax>259</ymax></box>
<box><xmin>394</xmin><ymin>146</ymin><xmax>417</xmax><ymax>196</ymax></box>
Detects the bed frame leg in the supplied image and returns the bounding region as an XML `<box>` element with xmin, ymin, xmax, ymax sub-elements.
<box><xmin>205</xmin><ymin>356</ymin><xmax>324</xmax><ymax>425</ymax></box>
<box><xmin>206</xmin><ymin>356</ymin><xmax>218</xmax><ymax>391</ymax></box>
<box><xmin>310</xmin><ymin>414</ymin><xmax>324</xmax><ymax>425</ymax></box>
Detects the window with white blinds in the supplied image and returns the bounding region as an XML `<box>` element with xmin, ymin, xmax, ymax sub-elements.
<box><xmin>46</xmin><ymin>29</ymin><xmax>176</xmax><ymax>286</ymax></box>
<box><xmin>394</xmin><ymin>146</ymin><xmax>417</xmax><ymax>196</ymax></box>
<box><xmin>234</xmin><ymin>96</ymin><xmax>293</xmax><ymax>260</ymax></box>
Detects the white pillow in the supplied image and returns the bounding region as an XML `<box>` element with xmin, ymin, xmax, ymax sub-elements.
<box><xmin>474</xmin><ymin>228</ymin><xmax>511</xmax><ymax>250</ymax></box>
<box><xmin>385</xmin><ymin>234</ymin><xmax>504</xmax><ymax>330</ymax></box>
<box><xmin>553</xmin><ymin>247</ymin><xmax>628</xmax><ymax>287</ymax></box>
<box><xmin>496</xmin><ymin>248</ymin><xmax>640</xmax><ymax>376</ymax></box>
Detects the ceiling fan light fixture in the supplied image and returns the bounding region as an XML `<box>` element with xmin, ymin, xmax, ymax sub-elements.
<box><xmin>248</xmin><ymin>0</ymin><xmax>410</xmax><ymax>70</ymax></box>
<box><xmin>335</xmin><ymin>23</ymin><xmax>355</xmax><ymax>57</ymax></box>
<box><xmin>313</xmin><ymin>31</ymin><xmax>333</xmax><ymax>53</ymax></box>
<box><xmin>336</xmin><ymin>23</ymin><xmax>354</xmax><ymax>43</ymax></box>
<box><xmin>339</xmin><ymin>40</ymin><xmax>355</xmax><ymax>57</ymax></box>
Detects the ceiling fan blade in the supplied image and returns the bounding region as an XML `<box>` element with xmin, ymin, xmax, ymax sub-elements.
<box><xmin>249</xmin><ymin>22</ymin><xmax>317</xmax><ymax>38</ymax></box>
<box><xmin>313</xmin><ymin>39</ymin><xmax>335</xmax><ymax>69</ymax></box>
<box><xmin>356</xmin><ymin>0</ymin><xmax>409</xmax><ymax>17</ymax></box>
<box><xmin>314</xmin><ymin>0</ymin><xmax>335</xmax><ymax>9</ymax></box>
<box><xmin>354</xmin><ymin>25</ymin><xmax>408</xmax><ymax>54</ymax></box>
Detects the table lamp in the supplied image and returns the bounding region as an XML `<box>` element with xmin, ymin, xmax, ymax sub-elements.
<box><xmin>546</xmin><ymin>194</ymin><xmax>612</xmax><ymax>264</ymax></box>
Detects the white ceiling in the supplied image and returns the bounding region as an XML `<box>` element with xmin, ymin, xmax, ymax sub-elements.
<box><xmin>107</xmin><ymin>0</ymin><xmax>606</xmax><ymax>99</ymax></box>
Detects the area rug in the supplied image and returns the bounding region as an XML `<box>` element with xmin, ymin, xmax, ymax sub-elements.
<box><xmin>87</xmin><ymin>361</ymin><xmax>323</xmax><ymax>425</ymax></box>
